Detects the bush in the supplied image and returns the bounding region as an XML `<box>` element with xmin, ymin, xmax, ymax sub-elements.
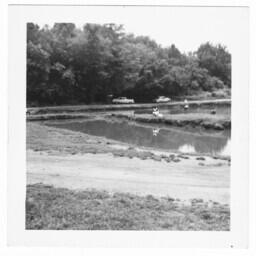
<box><xmin>211</xmin><ymin>90</ymin><xmax>228</xmax><ymax>98</ymax></box>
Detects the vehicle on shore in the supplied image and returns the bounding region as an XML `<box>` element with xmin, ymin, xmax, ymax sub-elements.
<box><xmin>112</xmin><ymin>97</ymin><xmax>135</xmax><ymax>104</ymax></box>
<box><xmin>154</xmin><ymin>96</ymin><xmax>171</xmax><ymax>103</ymax></box>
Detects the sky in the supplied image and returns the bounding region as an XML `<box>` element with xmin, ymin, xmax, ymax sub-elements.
<box><xmin>34</xmin><ymin>6</ymin><xmax>248</xmax><ymax>53</ymax></box>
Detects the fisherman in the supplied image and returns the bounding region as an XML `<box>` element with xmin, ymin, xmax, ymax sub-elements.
<box><xmin>184</xmin><ymin>99</ymin><xmax>189</xmax><ymax>110</ymax></box>
<box><xmin>152</xmin><ymin>107</ymin><xmax>163</xmax><ymax>118</ymax></box>
<box><xmin>152</xmin><ymin>107</ymin><xmax>158</xmax><ymax>116</ymax></box>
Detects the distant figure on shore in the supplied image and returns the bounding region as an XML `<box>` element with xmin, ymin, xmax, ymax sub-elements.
<box><xmin>152</xmin><ymin>107</ymin><xmax>163</xmax><ymax>118</ymax></box>
<box><xmin>184</xmin><ymin>99</ymin><xmax>189</xmax><ymax>110</ymax></box>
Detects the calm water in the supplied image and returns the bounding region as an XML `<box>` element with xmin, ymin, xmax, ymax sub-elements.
<box><xmin>46</xmin><ymin>119</ymin><xmax>231</xmax><ymax>156</ymax></box>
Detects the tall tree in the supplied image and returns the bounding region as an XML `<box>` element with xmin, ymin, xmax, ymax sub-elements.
<box><xmin>196</xmin><ymin>42</ymin><xmax>231</xmax><ymax>87</ymax></box>
<box><xmin>26</xmin><ymin>23</ymin><xmax>232</xmax><ymax>106</ymax></box>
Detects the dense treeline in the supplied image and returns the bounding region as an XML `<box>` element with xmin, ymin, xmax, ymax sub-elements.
<box><xmin>27</xmin><ymin>23</ymin><xmax>231</xmax><ymax>106</ymax></box>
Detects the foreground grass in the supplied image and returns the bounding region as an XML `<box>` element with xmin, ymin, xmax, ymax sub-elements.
<box><xmin>26</xmin><ymin>184</ymin><xmax>229</xmax><ymax>230</ymax></box>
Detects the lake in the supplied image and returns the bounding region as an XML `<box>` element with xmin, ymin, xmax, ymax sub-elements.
<box><xmin>45</xmin><ymin>119</ymin><xmax>230</xmax><ymax>156</ymax></box>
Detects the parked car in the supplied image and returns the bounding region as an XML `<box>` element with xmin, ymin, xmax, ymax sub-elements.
<box><xmin>154</xmin><ymin>96</ymin><xmax>171</xmax><ymax>103</ymax></box>
<box><xmin>112</xmin><ymin>97</ymin><xmax>135</xmax><ymax>104</ymax></box>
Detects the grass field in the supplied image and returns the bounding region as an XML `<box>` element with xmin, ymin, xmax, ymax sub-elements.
<box><xmin>26</xmin><ymin>184</ymin><xmax>230</xmax><ymax>230</ymax></box>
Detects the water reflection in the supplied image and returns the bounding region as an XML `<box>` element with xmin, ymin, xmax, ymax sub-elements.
<box><xmin>152</xmin><ymin>128</ymin><xmax>160</xmax><ymax>136</ymax></box>
<box><xmin>219</xmin><ymin>139</ymin><xmax>231</xmax><ymax>156</ymax></box>
<box><xmin>178</xmin><ymin>144</ymin><xmax>196</xmax><ymax>154</ymax></box>
<box><xmin>46</xmin><ymin>119</ymin><xmax>231</xmax><ymax>156</ymax></box>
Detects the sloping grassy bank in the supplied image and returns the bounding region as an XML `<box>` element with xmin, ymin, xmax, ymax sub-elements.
<box><xmin>27</xmin><ymin>113</ymin><xmax>93</xmax><ymax>121</ymax></box>
<box><xmin>26</xmin><ymin>184</ymin><xmax>230</xmax><ymax>230</ymax></box>
<box><xmin>110</xmin><ymin>112</ymin><xmax>231</xmax><ymax>130</ymax></box>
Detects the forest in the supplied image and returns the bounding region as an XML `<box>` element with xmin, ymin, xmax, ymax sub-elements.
<box><xmin>27</xmin><ymin>23</ymin><xmax>231</xmax><ymax>106</ymax></box>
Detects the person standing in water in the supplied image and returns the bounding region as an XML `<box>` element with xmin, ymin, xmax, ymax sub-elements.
<box><xmin>184</xmin><ymin>99</ymin><xmax>189</xmax><ymax>110</ymax></box>
<box><xmin>152</xmin><ymin>107</ymin><xmax>163</xmax><ymax>117</ymax></box>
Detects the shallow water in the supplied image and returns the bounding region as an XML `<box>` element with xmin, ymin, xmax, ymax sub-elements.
<box><xmin>46</xmin><ymin>119</ymin><xmax>231</xmax><ymax>156</ymax></box>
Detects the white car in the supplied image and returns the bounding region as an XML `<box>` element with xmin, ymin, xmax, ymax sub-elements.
<box><xmin>154</xmin><ymin>96</ymin><xmax>171</xmax><ymax>103</ymax></box>
<box><xmin>112</xmin><ymin>97</ymin><xmax>135</xmax><ymax>104</ymax></box>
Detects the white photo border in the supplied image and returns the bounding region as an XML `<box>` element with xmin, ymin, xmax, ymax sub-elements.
<box><xmin>7</xmin><ymin>1</ymin><xmax>249</xmax><ymax>248</ymax></box>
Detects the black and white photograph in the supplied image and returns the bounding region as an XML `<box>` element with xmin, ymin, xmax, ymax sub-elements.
<box><xmin>25</xmin><ymin>13</ymin><xmax>232</xmax><ymax>232</ymax></box>
<box><xmin>6</xmin><ymin>2</ymin><xmax>251</xmax><ymax>248</ymax></box>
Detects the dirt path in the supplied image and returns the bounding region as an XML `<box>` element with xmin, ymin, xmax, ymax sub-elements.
<box><xmin>27</xmin><ymin>150</ymin><xmax>230</xmax><ymax>204</ymax></box>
